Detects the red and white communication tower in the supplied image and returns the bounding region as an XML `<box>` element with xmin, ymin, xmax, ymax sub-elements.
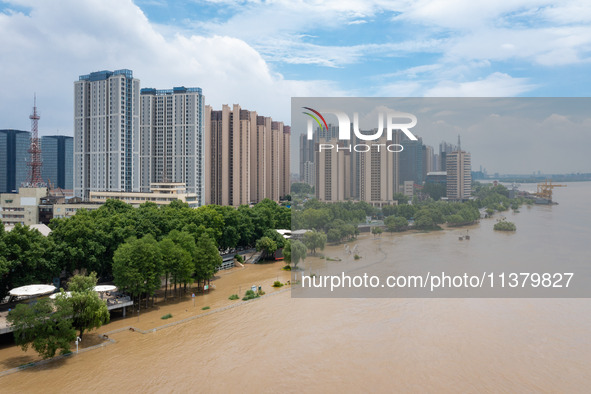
<box><xmin>23</xmin><ymin>95</ymin><xmax>46</xmax><ymax>188</ymax></box>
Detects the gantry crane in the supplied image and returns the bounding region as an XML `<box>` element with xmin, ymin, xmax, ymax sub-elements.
<box><xmin>535</xmin><ymin>180</ymin><xmax>566</xmax><ymax>201</ymax></box>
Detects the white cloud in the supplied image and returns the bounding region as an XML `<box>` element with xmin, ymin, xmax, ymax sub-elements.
<box><xmin>193</xmin><ymin>0</ymin><xmax>591</xmax><ymax>73</ymax></box>
<box><xmin>0</xmin><ymin>0</ymin><xmax>342</xmax><ymax>132</ymax></box>
<box><xmin>424</xmin><ymin>73</ymin><xmax>536</xmax><ymax>97</ymax></box>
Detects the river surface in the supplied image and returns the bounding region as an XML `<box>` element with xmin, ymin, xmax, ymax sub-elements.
<box><xmin>1</xmin><ymin>182</ymin><xmax>590</xmax><ymax>392</ymax></box>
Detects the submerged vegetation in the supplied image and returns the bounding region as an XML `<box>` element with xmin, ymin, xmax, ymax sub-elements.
<box><xmin>494</xmin><ymin>219</ymin><xmax>517</xmax><ymax>232</ymax></box>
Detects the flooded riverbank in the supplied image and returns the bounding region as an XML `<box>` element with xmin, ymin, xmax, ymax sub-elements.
<box><xmin>1</xmin><ymin>183</ymin><xmax>590</xmax><ymax>392</ymax></box>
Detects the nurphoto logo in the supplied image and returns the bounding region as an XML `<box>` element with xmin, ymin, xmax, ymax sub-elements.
<box><xmin>302</xmin><ymin>106</ymin><xmax>418</xmax><ymax>153</ymax></box>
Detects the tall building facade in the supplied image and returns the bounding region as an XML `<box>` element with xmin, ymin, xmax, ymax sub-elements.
<box><xmin>281</xmin><ymin>126</ymin><xmax>291</xmax><ymax>199</ymax></box>
<box><xmin>299</xmin><ymin>133</ymin><xmax>315</xmax><ymax>184</ymax></box>
<box><xmin>74</xmin><ymin>69</ymin><xmax>140</xmax><ymax>199</ymax></box>
<box><xmin>439</xmin><ymin>141</ymin><xmax>457</xmax><ymax>172</ymax></box>
<box><xmin>446</xmin><ymin>150</ymin><xmax>471</xmax><ymax>200</ymax></box>
<box><xmin>267</xmin><ymin>121</ymin><xmax>283</xmax><ymax>202</ymax></box>
<box><xmin>249</xmin><ymin>114</ymin><xmax>269</xmax><ymax>205</ymax></box>
<box><xmin>423</xmin><ymin>145</ymin><xmax>434</xmax><ymax>178</ymax></box>
<box><xmin>41</xmin><ymin>135</ymin><xmax>73</xmax><ymax>190</ymax></box>
<box><xmin>204</xmin><ymin>105</ymin><xmax>290</xmax><ymax>206</ymax></box>
<box><xmin>303</xmin><ymin>160</ymin><xmax>315</xmax><ymax>187</ymax></box>
<box><xmin>315</xmin><ymin>138</ymin><xmax>348</xmax><ymax>202</ymax></box>
<box><xmin>0</xmin><ymin>129</ymin><xmax>30</xmax><ymax>193</ymax></box>
<box><xmin>399</xmin><ymin>135</ymin><xmax>424</xmax><ymax>186</ymax></box>
<box><xmin>204</xmin><ymin>104</ymin><xmax>251</xmax><ymax>206</ymax></box>
<box><xmin>314</xmin><ymin>132</ymin><xmax>400</xmax><ymax>207</ymax></box>
<box><xmin>139</xmin><ymin>87</ymin><xmax>204</xmax><ymax>205</ymax></box>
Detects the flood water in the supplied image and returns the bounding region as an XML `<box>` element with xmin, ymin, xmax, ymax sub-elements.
<box><xmin>1</xmin><ymin>183</ymin><xmax>590</xmax><ymax>392</ymax></box>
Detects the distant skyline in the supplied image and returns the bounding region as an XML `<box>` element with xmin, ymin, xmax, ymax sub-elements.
<box><xmin>291</xmin><ymin>98</ymin><xmax>591</xmax><ymax>174</ymax></box>
<box><xmin>1</xmin><ymin>0</ymin><xmax>590</xmax><ymax>174</ymax></box>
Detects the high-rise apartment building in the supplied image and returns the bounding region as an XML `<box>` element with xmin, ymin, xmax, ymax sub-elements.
<box><xmin>302</xmin><ymin>160</ymin><xmax>315</xmax><ymax>187</ymax></box>
<box><xmin>439</xmin><ymin>141</ymin><xmax>457</xmax><ymax>172</ymax></box>
<box><xmin>204</xmin><ymin>104</ymin><xmax>250</xmax><ymax>206</ymax></box>
<box><xmin>423</xmin><ymin>145</ymin><xmax>434</xmax><ymax>178</ymax></box>
<box><xmin>357</xmin><ymin>135</ymin><xmax>399</xmax><ymax>207</ymax></box>
<box><xmin>446</xmin><ymin>150</ymin><xmax>471</xmax><ymax>200</ymax></box>
<box><xmin>281</xmin><ymin>126</ymin><xmax>291</xmax><ymax>199</ymax></box>
<box><xmin>0</xmin><ymin>129</ymin><xmax>30</xmax><ymax>193</ymax></box>
<box><xmin>139</xmin><ymin>87</ymin><xmax>204</xmax><ymax>205</ymax></box>
<box><xmin>267</xmin><ymin>121</ymin><xmax>283</xmax><ymax>202</ymax></box>
<box><xmin>41</xmin><ymin>135</ymin><xmax>73</xmax><ymax>190</ymax></box>
<box><xmin>74</xmin><ymin>69</ymin><xmax>140</xmax><ymax>199</ymax></box>
<box><xmin>315</xmin><ymin>133</ymin><xmax>400</xmax><ymax>207</ymax></box>
<box><xmin>315</xmin><ymin>138</ymin><xmax>348</xmax><ymax>202</ymax></box>
<box><xmin>299</xmin><ymin>133</ymin><xmax>315</xmax><ymax>184</ymax></box>
<box><xmin>204</xmin><ymin>105</ymin><xmax>290</xmax><ymax>206</ymax></box>
<box><xmin>249</xmin><ymin>114</ymin><xmax>269</xmax><ymax>205</ymax></box>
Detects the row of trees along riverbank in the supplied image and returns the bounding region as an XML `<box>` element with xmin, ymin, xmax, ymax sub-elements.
<box><xmin>284</xmin><ymin>182</ymin><xmax>528</xmax><ymax>264</ymax></box>
<box><xmin>0</xmin><ymin>198</ymin><xmax>290</xmax><ymax>303</ymax></box>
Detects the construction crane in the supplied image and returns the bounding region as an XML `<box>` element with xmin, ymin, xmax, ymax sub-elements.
<box><xmin>535</xmin><ymin>180</ymin><xmax>566</xmax><ymax>202</ymax></box>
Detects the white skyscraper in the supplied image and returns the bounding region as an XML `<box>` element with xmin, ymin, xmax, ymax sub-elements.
<box><xmin>74</xmin><ymin>69</ymin><xmax>140</xmax><ymax>199</ymax></box>
<box><xmin>140</xmin><ymin>87</ymin><xmax>204</xmax><ymax>205</ymax></box>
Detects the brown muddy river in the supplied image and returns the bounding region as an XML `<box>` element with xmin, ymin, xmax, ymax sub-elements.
<box><xmin>1</xmin><ymin>183</ymin><xmax>590</xmax><ymax>392</ymax></box>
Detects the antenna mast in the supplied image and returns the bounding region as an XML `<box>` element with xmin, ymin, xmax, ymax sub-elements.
<box><xmin>24</xmin><ymin>94</ymin><xmax>46</xmax><ymax>188</ymax></box>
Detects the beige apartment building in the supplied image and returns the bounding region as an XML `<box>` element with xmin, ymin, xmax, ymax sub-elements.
<box><xmin>204</xmin><ymin>104</ymin><xmax>290</xmax><ymax>206</ymax></box>
<box><xmin>315</xmin><ymin>138</ymin><xmax>349</xmax><ymax>202</ymax></box>
<box><xmin>0</xmin><ymin>187</ymin><xmax>47</xmax><ymax>226</ymax></box>
<box><xmin>89</xmin><ymin>183</ymin><xmax>198</xmax><ymax>208</ymax></box>
<box><xmin>446</xmin><ymin>150</ymin><xmax>472</xmax><ymax>200</ymax></box>
<box><xmin>52</xmin><ymin>200</ymin><xmax>102</xmax><ymax>219</ymax></box>
<box><xmin>357</xmin><ymin>135</ymin><xmax>399</xmax><ymax>207</ymax></box>
<box><xmin>250</xmin><ymin>114</ymin><xmax>269</xmax><ymax>205</ymax></box>
<box><xmin>315</xmin><ymin>135</ymin><xmax>400</xmax><ymax>207</ymax></box>
<box><xmin>281</xmin><ymin>126</ymin><xmax>291</xmax><ymax>199</ymax></box>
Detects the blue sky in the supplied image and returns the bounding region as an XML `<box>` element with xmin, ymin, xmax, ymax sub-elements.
<box><xmin>1</xmin><ymin>0</ymin><xmax>590</xmax><ymax>173</ymax></box>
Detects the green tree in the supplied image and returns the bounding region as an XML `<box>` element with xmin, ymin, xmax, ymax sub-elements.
<box><xmin>299</xmin><ymin>208</ymin><xmax>332</xmax><ymax>231</ymax></box>
<box><xmin>422</xmin><ymin>183</ymin><xmax>446</xmax><ymax>201</ymax></box>
<box><xmin>494</xmin><ymin>219</ymin><xmax>516</xmax><ymax>231</ymax></box>
<box><xmin>392</xmin><ymin>193</ymin><xmax>409</xmax><ymax>205</ymax></box>
<box><xmin>256</xmin><ymin>236</ymin><xmax>277</xmax><ymax>260</ymax></box>
<box><xmin>446</xmin><ymin>214</ymin><xmax>465</xmax><ymax>225</ymax></box>
<box><xmin>414</xmin><ymin>210</ymin><xmax>436</xmax><ymax>229</ymax></box>
<box><xmin>327</xmin><ymin>228</ymin><xmax>342</xmax><ymax>243</ymax></box>
<box><xmin>372</xmin><ymin>227</ymin><xmax>383</xmax><ymax>237</ymax></box>
<box><xmin>397</xmin><ymin>204</ymin><xmax>417</xmax><ymax>220</ymax></box>
<box><xmin>194</xmin><ymin>233</ymin><xmax>222</xmax><ymax>290</ymax></box>
<box><xmin>303</xmin><ymin>230</ymin><xmax>327</xmax><ymax>255</ymax></box>
<box><xmin>112</xmin><ymin>235</ymin><xmax>163</xmax><ymax>308</ymax></box>
<box><xmin>289</xmin><ymin>240</ymin><xmax>307</xmax><ymax>269</ymax></box>
<box><xmin>0</xmin><ymin>223</ymin><xmax>8</xmax><ymax>284</ymax></box>
<box><xmin>49</xmin><ymin>212</ymin><xmax>108</xmax><ymax>276</ymax></box>
<box><xmin>381</xmin><ymin>205</ymin><xmax>398</xmax><ymax>218</ymax></box>
<box><xmin>214</xmin><ymin>205</ymin><xmax>241</xmax><ymax>252</ymax></box>
<box><xmin>160</xmin><ymin>236</ymin><xmax>193</xmax><ymax>299</ymax></box>
<box><xmin>68</xmin><ymin>271</ymin><xmax>98</xmax><ymax>292</ymax></box>
<box><xmin>0</xmin><ymin>224</ymin><xmax>58</xmax><ymax>301</ymax></box>
<box><xmin>291</xmin><ymin>182</ymin><xmax>314</xmax><ymax>195</ymax></box>
<box><xmin>263</xmin><ymin>228</ymin><xmax>286</xmax><ymax>250</ymax></box>
<box><xmin>385</xmin><ymin>216</ymin><xmax>408</xmax><ymax>232</ymax></box>
<box><xmin>236</xmin><ymin>206</ymin><xmax>256</xmax><ymax>247</ymax></box>
<box><xmin>7</xmin><ymin>298</ymin><xmax>76</xmax><ymax>359</ymax></box>
<box><xmin>64</xmin><ymin>272</ymin><xmax>110</xmax><ymax>340</ymax></box>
